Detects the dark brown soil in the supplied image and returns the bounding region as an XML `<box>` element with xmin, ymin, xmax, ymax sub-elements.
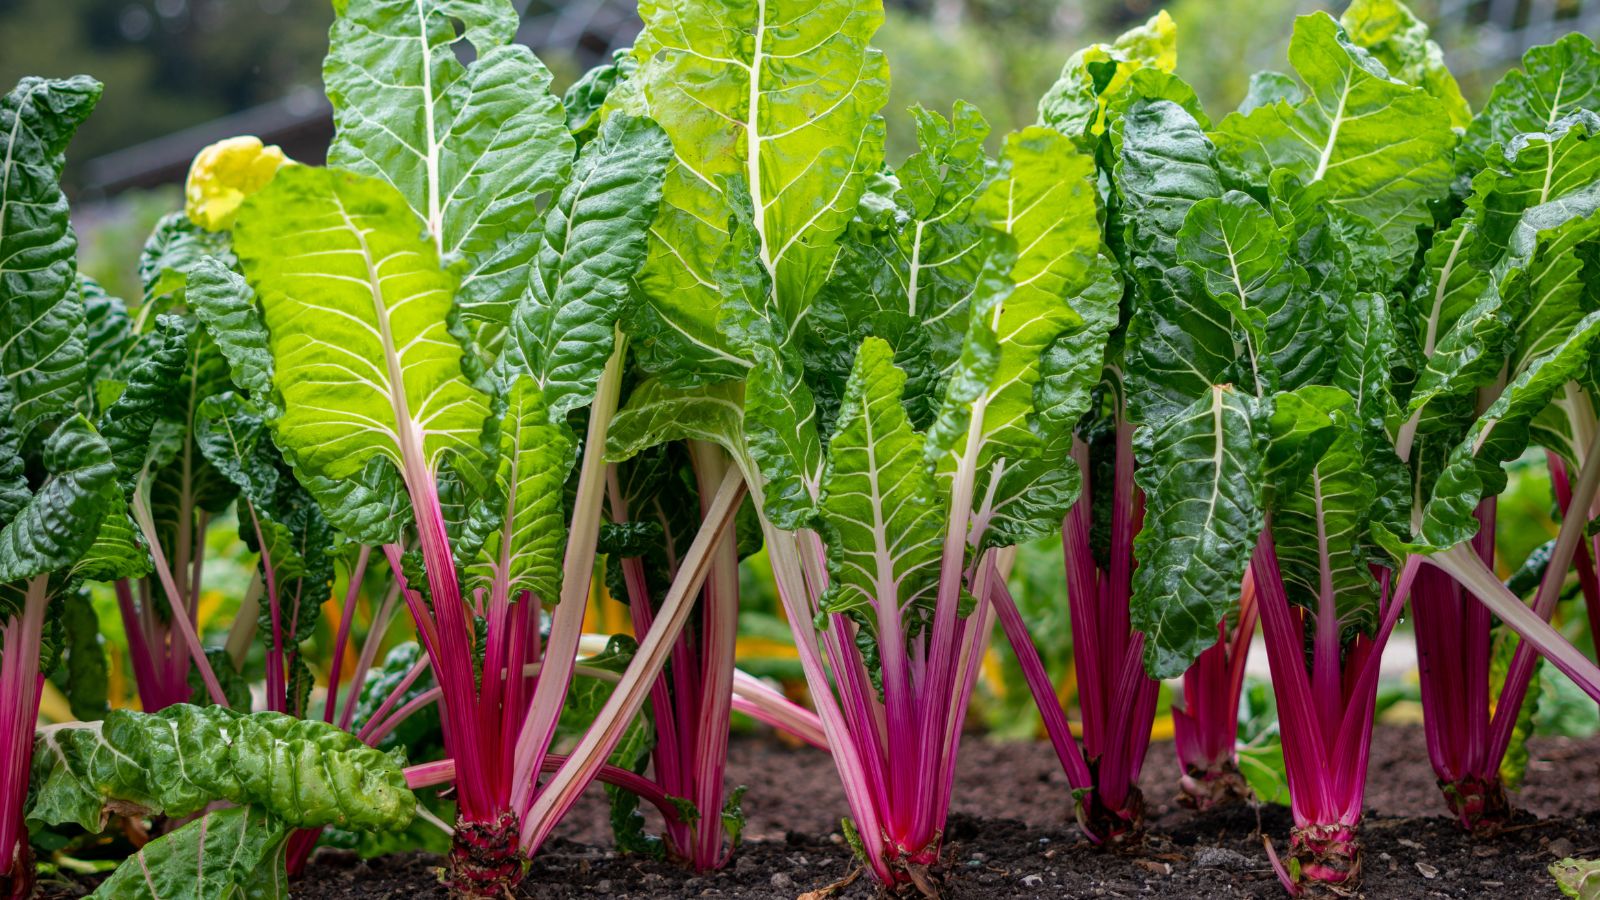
<box><xmin>34</xmin><ymin>725</ymin><xmax>1600</xmax><ymax>898</ymax></box>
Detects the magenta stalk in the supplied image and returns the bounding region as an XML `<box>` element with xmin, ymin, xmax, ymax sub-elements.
<box><xmin>1173</xmin><ymin>571</ymin><xmax>1257</xmax><ymax>810</ymax></box>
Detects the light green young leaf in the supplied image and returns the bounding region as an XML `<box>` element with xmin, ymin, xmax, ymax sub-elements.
<box><xmin>507</xmin><ymin>113</ymin><xmax>671</xmax><ymax>422</ymax></box>
<box><xmin>1238</xmin><ymin>71</ymin><xmax>1302</xmax><ymax>115</ymax></box>
<box><xmin>0</xmin><ymin>75</ymin><xmax>100</xmax><ymax>440</ymax></box>
<box><xmin>816</xmin><ymin>338</ymin><xmax>943</xmax><ymax>630</ymax></box>
<box><xmin>467</xmin><ymin>377</ymin><xmax>574</xmax><ymax>606</ymax></box>
<box><xmin>233</xmin><ymin>166</ymin><xmax>491</xmax><ymax>483</ymax></box>
<box><xmin>620</xmin><ymin>0</ymin><xmax>890</xmax><ymax>380</ymax></box>
<box><xmin>1210</xmin><ymin>12</ymin><xmax>1455</xmax><ymax>270</ymax></box>
<box><xmin>1037</xmin><ymin>11</ymin><xmax>1177</xmax><ymax>138</ymax></box>
<box><xmin>325</xmin><ymin>0</ymin><xmax>575</xmax><ymax>344</ymax></box>
<box><xmin>1130</xmin><ymin>387</ymin><xmax>1266</xmax><ymax>678</ymax></box>
<box><xmin>948</xmin><ymin>127</ymin><xmax>1100</xmax><ymax>466</ymax></box>
<box><xmin>1338</xmin><ymin>0</ymin><xmax>1471</xmax><ymax>129</ymax></box>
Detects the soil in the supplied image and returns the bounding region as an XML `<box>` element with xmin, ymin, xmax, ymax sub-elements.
<box><xmin>33</xmin><ymin>725</ymin><xmax>1600</xmax><ymax>899</ymax></box>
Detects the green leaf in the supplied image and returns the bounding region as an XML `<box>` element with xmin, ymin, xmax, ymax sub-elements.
<box><xmin>1131</xmin><ymin>387</ymin><xmax>1266</xmax><ymax>677</ymax></box>
<box><xmin>1239</xmin><ymin>71</ymin><xmax>1302</xmax><ymax>116</ymax></box>
<box><xmin>1210</xmin><ymin>12</ymin><xmax>1456</xmax><ymax>270</ymax></box>
<box><xmin>28</xmin><ymin>704</ymin><xmax>415</xmax><ymax>834</ymax></box>
<box><xmin>72</xmin><ymin>488</ymin><xmax>150</xmax><ymax>582</ymax></box>
<box><xmin>325</xmin><ymin>0</ymin><xmax>575</xmax><ymax>348</ymax></box>
<box><xmin>1400</xmin><ymin>216</ymin><xmax>1505</xmax><ymax>433</ymax></box>
<box><xmin>948</xmin><ymin>128</ymin><xmax>1103</xmax><ymax>497</ymax></box>
<box><xmin>0</xmin><ymin>75</ymin><xmax>100</xmax><ymax>441</ymax></box>
<box><xmin>507</xmin><ymin>113</ymin><xmax>671</xmax><ymax>422</ymax></box>
<box><xmin>1338</xmin><ymin>0</ymin><xmax>1470</xmax><ymax>129</ymax></box>
<box><xmin>1114</xmin><ymin>98</ymin><xmax>1223</xmax><ymax>274</ymax></box>
<box><xmin>0</xmin><ymin>416</ymin><xmax>115</xmax><ymax>584</ymax></box>
<box><xmin>1415</xmin><ymin>310</ymin><xmax>1600</xmax><ymax>550</ymax></box>
<box><xmin>816</xmin><ymin>338</ymin><xmax>944</xmax><ymax>632</ymax></box>
<box><xmin>1178</xmin><ymin>190</ymin><xmax>1323</xmax><ymax>391</ymax></box>
<box><xmin>1469</xmin><ymin>111</ymin><xmax>1600</xmax><ymax>267</ymax></box>
<box><xmin>89</xmin><ymin>805</ymin><xmax>290</xmax><ymax>900</ymax></box>
<box><xmin>79</xmin><ymin>276</ymin><xmax>134</xmax><ymax>416</ymax></box>
<box><xmin>467</xmin><ymin>377</ymin><xmax>574</xmax><ymax>606</ymax></box>
<box><xmin>565</xmin><ymin>50</ymin><xmax>637</xmax><ymax>145</ymax></box>
<box><xmin>234</xmin><ymin>165</ymin><xmax>491</xmax><ymax>484</ymax></box>
<box><xmin>1037</xmin><ymin>11</ymin><xmax>1177</xmax><ymax>138</ymax></box>
<box><xmin>137</xmin><ymin>213</ymin><xmax>232</xmax><ymax>310</ymax></box>
<box><xmin>97</xmin><ymin>316</ymin><xmax>190</xmax><ymax>488</ymax></box>
<box><xmin>620</xmin><ymin>0</ymin><xmax>890</xmax><ymax>380</ymax></box>
<box><xmin>1550</xmin><ymin>857</ymin><xmax>1600</xmax><ymax>899</ymax></box>
<box><xmin>187</xmin><ymin>256</ymin><xmax>275</xmax><ymax>406</ymax></box>
<box><xmin>51</xmin><ymin>588</ymin><xmax>109</xmax><ymax>720</ymax></box>
<box><xmin>607</xmin><ymin>378</ymin><xmax>745</xmax><ymax>465</ymax></box>
<box><xmin>810</xmin><ymin>102</ymin><xmax>995</xmax><ymax>383</ymax></box>
<box><xmin>1462</xmin><ymin>33</ymin><xmax>1600</xmax><ymax>175</ymax></box>
<box><xmin>1269</xmin><ymin>390</ymin><xmax>1381</xmax><ymax>631</ymax></box>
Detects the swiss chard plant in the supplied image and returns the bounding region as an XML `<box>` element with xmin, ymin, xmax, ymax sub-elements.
<box><xmin>603</xmin><ymin>0</ymin><xmax>1119</xmax><ymax>884</ymax></box>
<box><xmin>215</xmin><ymin>0</ymin><xmax>763</xmax><ymax>893</ymax></box>
<box><xmin>1391</xmin><ymin>32</ymin><xmax>1600</xmax><ymax>831</ymax></box>
<box><xmin>0</xmin><ymin>73</ymin><xmax>110</xmax><ymax>900</ymax></box>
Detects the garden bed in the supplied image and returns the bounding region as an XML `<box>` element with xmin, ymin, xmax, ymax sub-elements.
<box><xmin>276</xmin><ymin>725</ymin><xmax>1599</xmax><ymax>898</ymax></box>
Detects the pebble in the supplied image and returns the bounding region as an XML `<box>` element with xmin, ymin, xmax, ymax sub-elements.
<box><xmin>770</xmin><ymin>872</ymin><xmax>794</xmax><ymax>890</ymax></box>
<box><xmin>1549</xmin><ymin>838</ymin><xmax>1576</xmax><ymax>858</ymax></box>
<box><xmin>1416</xmin><ymin>861</ymin><xmax>1439</xmax><ymax>879</ymax></box>
<box><xmin>1193</xmin><ymin>847</ymin><xmax>1254</xmax><ymax>872</ymax></box>
<box><xmin>1021</xmin><ymin>874</ymin><xmax>1044</xmax><ymax>887</ymax></box>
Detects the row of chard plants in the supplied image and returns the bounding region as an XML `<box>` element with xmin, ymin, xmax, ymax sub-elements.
<box><xmin>2</xmin><ymin>0</ymin><xmax>1600</xmax><ymax>896</ymax></box>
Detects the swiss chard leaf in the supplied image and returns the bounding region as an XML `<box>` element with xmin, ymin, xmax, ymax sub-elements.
<box><xmin>0</xmin><ymin>75</ymin><xmax>101</xmax><ymax>441</ymax></box>
<box><xmin>325</xmin><ymin>0</ymin><xmax>575</xmax><ymax>352</ymax></box>
<box><xmin>618</xmin><ymin>0</ymin><xmax>890</xmax><ymax>382</ymax></box>
<box><xmin>1210</xmin><ymin>12</ymin><xmax>1456</xmax><ymax>271</ymax></box>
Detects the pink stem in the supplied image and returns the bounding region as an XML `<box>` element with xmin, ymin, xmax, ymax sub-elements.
<box><xmin>323</xmin><ymin>545</ymin><xmax>372</xmax><ymax>723</ymax></box>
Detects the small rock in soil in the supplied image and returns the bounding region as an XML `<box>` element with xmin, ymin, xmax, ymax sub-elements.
<box><xmin>1415</xmin><ymin>861</ymin><xmax>1439</xmax><ymax>879</ymax></box>
<box><xmin>1020</xmin><ymin>874</ymin><xmax>1043</xmax><ymax>887</ymax></box>
<box><xmin>769</xmin><ymin>873</ymin><xmax>793</xmax><ymax>890</ymax></box>
<box><xmin>1192</xmin><ymin>847</ymin><xmax>1254</xmax><ymax>871</ymax></box>
<box><xmin>1549</xmin><ymin>837</ymin><xmax>1576</xmax><ymax>858</ymax></box>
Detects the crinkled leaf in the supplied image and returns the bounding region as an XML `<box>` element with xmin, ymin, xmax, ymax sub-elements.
<box><xmin>187</xmin><ymin>255</ymin><xmax>275</xmax><ymax>407</ymax></box>
<box><xmin>816</xmin><ymin>338</ymin><xmax>943</xmax><ymax>632</ymax></box>
<box><xmin>0</xmin><ymin>415</ymin><xmax>115</xmax><ymax>584</ymax></box>
<box><xmin>1413</xmin><ymin>310</ymin><xmax>1600</xmax><ymax>550</ymax></box>
<box><xmin>619</xmin><ymin>0</ymin><xmax>890</xmax><ymax>380</ymax></box>
<box><xmin>79</xmin><ymin>276</ymin><xmax>133</xmax><ymax>415</ymax></box>
<box><xmin>506</xmin><ymin>113</ymin><xmax>671</xmax><ymax>422</ymax></box>
<box><xmin>466</xmin><ymin>377</ymin><xmax>574</xmax><ymax>606</ymax></box>
<box><xmin>1338</xmin><ymin>0</ymin><xmax>1470</xmax><ymax>129</ymax></box>
<box><xmin>1037</xmin><ymin>11</ymin><xmax>1176</xmax><ymax>138</ymax></box>
<box><xmin>1131</xmin><ymin>387</ymin><xmax>1265</xmax><ymax>678</ymax></box>
<box><xmin>51</xmin><ymin>588</ymin><xmax>109</xmax><ymax>720</ymax></box>
<box><xmin>97</xmin><ymin>316</ymin><xmax>189</xmax><ymax>488</ymax></box>
<box><xmin>1462</xmin><ymin>33</ymin><xmax>1600</xmax><ymax>175</ymax></box>
<box><xmin>1210</xmin><ymin>12</ymin><xmax>1455</xmax><ymax>270</ymax></box>
<box><xmin>1269</xmin><ymin>389</ymin><xmax>1381</xmax><ymax>632</ymax></box>
<box><xmin>325</xmin><ymin>0</ymin><xmax>575</xmax><ymax>349</ymax></box>
<box><xmin>28</xmin><ymin>704</ymin><xmax>415</xmax><ymax>833</ymax></box>
<box><xmin>0</xmin><ymin>75</ymin><xmax>100</xmax><ymax>440</ymax></box>
<box><xmin>88</xmin><ymin>805</ymin><xmax>290</xmax><ymax>900</ymax></box>
<box><xmin>234</xmin><ymin>166</ymin><xmax>491</xmax><ymax>484</ymax></box>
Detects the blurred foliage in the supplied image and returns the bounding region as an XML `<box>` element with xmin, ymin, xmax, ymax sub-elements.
<box><xmin>0</xmin><ymin>0</ymin><xmax>329</xmax><ymax>184</ymax></box>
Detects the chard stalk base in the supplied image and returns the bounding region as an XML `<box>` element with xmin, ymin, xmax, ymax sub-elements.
<box><xmin>444</xmin><ymin>811</ymin><xmax>524</xmax><ymax>899</ymax></box>
<box><xmin>1439</xmin><ymin>777</ymin><xmax>1512</xmax><ymax>834</ymax></box>
<box><xmin>1177</xmin><ymin>762</ymin><xmax>1251</xmax><ymax>812</ymax></box>
<box><xmin>1076</xmin><ymin>786</ymin><xmax>1148</xmax><ymax>846</ymax></box>
<box><xmin>1287</xmin><ymin>823</ymin><xmax>1361</xmax><ymax>896</ymax></box>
